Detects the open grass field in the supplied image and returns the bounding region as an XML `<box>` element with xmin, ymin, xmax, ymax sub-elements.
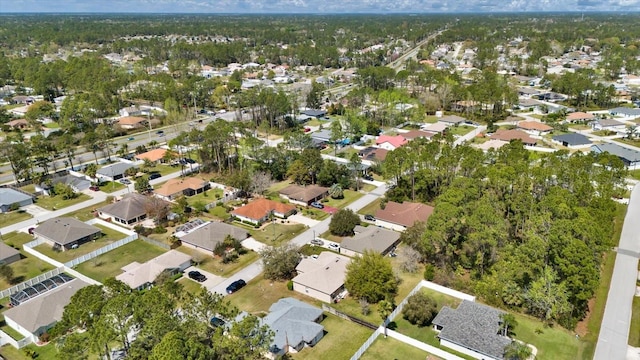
<box><xmin>360</xmin><ymin>336</ymin><xmax>432</xmax><ymax>360</ymax></box>
<box><xmin>75</xmin><ymin>240</ymin><xmax>167</xmax><ymax>282</ymax></box>
<box><xmin>0</xmin><ymin>211</ymin><xmax>32</xmax><ymax>227</ymax></box>
<box><xmin>249</xmin><ymin>223</ymin><xmax>307</xmax><ymax>246</ymax></box>
<box><xmin>291</xmin><ymin>314</ymin><xmax>374</xmax><ymax>360</ymax></box>
<box><xmin>34</xmin><ymin>193</ymin><xmax>91</xmax><ymax>211</ymax></box>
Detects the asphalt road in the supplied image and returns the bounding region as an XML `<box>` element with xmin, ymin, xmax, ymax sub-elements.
<box><xmin>594</xmin><ymin>183</ymin><xmax>640</xmax><ymax>360</ymax></box>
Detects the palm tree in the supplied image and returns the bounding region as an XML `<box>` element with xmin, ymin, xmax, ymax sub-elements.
<box><xmin>625</xmin><ymin>125</ymin><xmax>637</xmax><ymax>140</ymax></box>
<box><xmin>329</xmin><ymin>183</ymin><xmax>344</xmax><ymax>199</ymax></box>
<box><xmin>503</xmin><ymin>341</ymin><xmax>532</xmax><ymax>360</ymax></box>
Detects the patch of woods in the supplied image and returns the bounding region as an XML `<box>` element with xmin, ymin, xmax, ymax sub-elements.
<box><xmin>387</xmin><ymin>139</ymin><xmax>627</xmax><ymax>329</ymax></box>
<box><xmin>48</xmin><ymin>278</ymin><xmax>274</xmax><ymax>360</ymax></box>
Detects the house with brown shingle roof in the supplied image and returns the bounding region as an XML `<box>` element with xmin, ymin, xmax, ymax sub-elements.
<box><xmin>231</xmin><ymin>198</ymin><xmax>296</xmax><ymax>225</ymax></box>
<box><xmin>6</xmin><ymin>119</ymin><xmax>29</xmax><ymax>130</ymax></box>
<box><xmin>516</xmin><ymin>121</ymin><xmax>553</xmax><ymax>136</ymax></box>
<box><xmin>489</xmin><ymin>129</ymin><xmax>537</xmax><ymax>146</ymax></box>
<box><xmin>135</xmin><ymin>148</ymin><xmax>175</xmax><ymax>164</ymax></box>
<box><xmin>279</xmin><ymin>184</ymin><xmax>329</xmax><ymax>206</ymax></box>
<box><xmin>117</xmin><ymin>116</ymin><xmax>147</xmax><ymax>129</ymax></box>
<box><xmin>154</xmin><ymin>177</ymin><xmax>210</xmax><ymax>201</ymax></box>
<box><xmin>402</xmin><ymin>130</ymin><xmax>437</xmax><ymax>141</ymax></box>
<box><xmin>566</xmin><ymin>111</ymin><xmax>595</xmax><ymax>123</ymax></box>
<box><xmin>358</xmin><ymin>147</ymin><xmax>389</xmax><ymax>162</ymax></box>
<box><xmin>375</xmin><ymin>201</ymin><xmax>434</xmax><ymax>232</ymax></box>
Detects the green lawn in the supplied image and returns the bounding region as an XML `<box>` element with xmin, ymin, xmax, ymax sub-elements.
<box><xmin>630</xmin><ymin>296</ymin><xmax>640</xmax><ymax>347</ymax></box>
<box><xmin>99</xmin><ymin>181</ymin><xmax>126</xmax><ymax>193</ymax></box>
<box><xmin>18</xmin><ymin>184</ymin><xmax>36</xmax><ymax>193</ymax></box>
<box><xmin>266</xmin><ymin>180</ymin><xmax>293</xmax><ymax>198</ymax></box>
<box><xmin>291</xmin><ymin>314</ymin><xmax>374</xmax><ymax>360</ymax></box>
<box><xmin>185</xmin><ymin>188</ymin><xmax>224</xmax><ymax>206</ymax></box>
<box><xmin>142</xmin><ymin>163</ymin><xmax>181</xmax><ymax>177</ymax></box>
<box><xmin>357</xmin><ymin>198</ymin><xmax>381</xmax><ymax>216</ymax></box>
<box><xmin>323</xmin><ymin>189</ymin><xmax>364</xmax><ymax>209</ymax></box>
<box><xmin>393</xmin><ymin>317</ymin><xmax>475</xmax><ymax>360</ymax></box>
<box><xmin>0</xmin><ymin>318</ymin><xmax>25</xmax><ymax>339</ymax></box>
<box><xmin>44</xmin><ymin>122</ymin><xmax>60</xmax><ymax>128</ymax></box>
<box><xmin>176</xmin><ymin>246</ymin><xmax>260</xmax><ymax>278</ymax></box>
<box><xmin>177</xmin><ymin>277</ymin><xmax>204</xmax><ymax>295</ymax></box>
<box><xmin>511</xmin><ymin>313</ymin><xmax>584</xmax><ymax>360</ymax></box>
<box><xmin>62</xmin><ymin>201</ymin><xmax>109</xmax><ymax>221</ymax></box>
<box><xmin>628</xmin><ymin>169</ymin><xmax>640</xmax><ymax>181</ymax></box>
<box><xmin>206</xmin><ymin>205</ymin><xmax>231</xmax><ymax>220</ymax></box>
<box><xmin>297</xmin><ymin>207</ymin><xmax>330</xmax><ymax>221</ymax></box>
<box><xmin>75</xmin><ymin>240</ymin><xmax>167</xmax><ymax>282</ymax></box>
<box><xmin>249</xmin><ymin>223</ymin><xmax>307</xmax><ymax>246</ymax></box>
<box><xmin>568</xmin><ymin>124</ymin><xmax>591</xmax><ymax>130</ymax></box>
<box><xmin>448</xmin><ymin>125</ymin><xmax>474</xmax><ymax>137</ymax></box>
<box><xmin>33</xmin><ymin>224</ymin><xmax>129</xmax><ymax>263</ymax></box>
<box><xmin>2</xmin><ymin>231</ymin><xmax>34</xmax><ymax>248</ymax></box>
<box><xmin>0</xmin><ymin>251</ymin><xmax>54</xmax><ymax>290</ymax></box>
<box><xmin>0</xmin><ymin>211</ymin><xmax>32</xmax><ymax>227</ymax></box>
<box><xmin>360</xmin><ymin>336</ymin><xmax>431</xmax><ymax>360</ymax></box>
<box><xmin>0</xmin><ymin>343</ymin><xmax>59</xmax><ymax>360</ymax></box>
<box><xmin>34</xmin><ymin>193</ymin><xmax>91</xmax><ymax>211</ymax></box>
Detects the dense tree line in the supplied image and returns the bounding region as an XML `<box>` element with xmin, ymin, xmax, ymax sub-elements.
<box><xmin>392</xmin><ymin>140</ymin><xmax>626</xmax><ymax>328</ymax></box>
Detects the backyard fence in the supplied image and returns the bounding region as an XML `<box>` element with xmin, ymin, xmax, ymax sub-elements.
<box><xmin>0</xmin><ymin>330</ymin><xmax>31</xmax><ymax>349</ymax></box>
<box><xmin>321</xmin><ymin>304</ymin><xmax>378</xmax><ymax>330</ymax></box>
<box><xmin>349</xmin><ymin>327</ymin><xmax>382</xmax><ymax>360</ymax></box>
<box><xmin>0</xmin><ymin>267</ymin><xmax>64</xmax><ymax>299</ymax></box>
<box><xmin>138</xmin><ymin>235</ymin><xmax>171</xmax><ymax>250</ymax></box>
<box><xmin>64</xmin><ymin>234</ymin><xmax>138</xmax><ymax>267</ymax></box>
<box><xmin>22</xmin><ymin>239</ymin><xmax>64</xmax><ymax>268</ymax></box>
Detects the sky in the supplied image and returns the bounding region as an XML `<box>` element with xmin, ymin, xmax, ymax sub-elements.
<box><xmin>1</xmin><ymin>0</ymin><xmax>639</xmax><ymax>13</ymax></box>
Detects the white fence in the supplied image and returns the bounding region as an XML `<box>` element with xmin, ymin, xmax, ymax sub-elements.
<box><xmin>386</xmin><ymin>329</ymin><xmax>466</xmax><ymax>360</ymax></box>
<box><xmin>64</xmin><ymin>234</ymin><xmax>138</xmax><ymax>267</ymax></box>
<box><xmin>0</xmin><ymin>267</ymin><xmax>64</xmax><ymax>299</ymax></box>
<box><xmin>22</xmin><ymin>239</ymin><xmax>64</xmax><ymax>268</ymax></box>
<box><xmin>86</xmin><ymin>218</ymin><xmax>136</xmax><ymax>236</ymax></box>
<box><xmin>0</xmin><ymin>330</ymin><xmax>31</xmax><ymax>349</ymax></box>
<box><xmin>420</xmin><ymin>280</ymin><xmax>476</xmax><ymax>301</ymax></box>
<box><xmin>349</xmin><ymin>327</ymin><xmax>382</xmax><ymax>360</ymax></box>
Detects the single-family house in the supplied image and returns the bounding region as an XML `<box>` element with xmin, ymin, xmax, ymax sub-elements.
<box><xmin>432</xmin><ymin>300</ymin><xmax>512</xmax><ymax>360</ymax></box>
<box><xmin>179</xmin><ymin>221</ymin><xmax>249</xmax><ymax>253</ymax></box>
<box><xmin>565</xmin><ymin>111</ymin><xmax>595</xmax><ymax>123</ymax></box>
<box><xmin>489</xmin><ymin>129</ymin><xmax>537</xmax><ymax>146</ymax></box>
<box><xmin>154</xmin><ymin>177</ymin><xmax>210</xmax><ymax>201</ymax></box>
<box><xmin>402</xmin><ymin>130</ymin><xmax>437</xmax><ymax>141</ymax></box>
<box><xmin>375</xmin><ymin>135</ymin><xmax>407</xmax><ymax>151</ymax></box>
<box><xmin>263</xmin><ymin>298</ymin><xmax>325</xmax><ymax>357</ymax></box>
<box><xmin>116</xmin><ymin>250</ymin><xmax>192</xmax><ymax>290</ymax></box>
<box><xmin>6</xmin><ymin>119</ymin><xmax>29</xmax><ymax>130</ymax></box>
<box><xmin>591</xmin><ymin>118</ymin><xmax>626</xmax><ymax>132</ymax></box>
<box><xmin>117</xmin><ymin>116</ymin><xmax>148</xmax><ymax>129</ymax></box>
<box><xmin>310</xmin><ymin>129</ymin><xmax>333</xmax><ymax>144</ymax></box>
<box><xmin>516</xmin><ymin>121</ymin><xmax>553</xmax><ymax>136</ymax></box>
<box><xmin>292</xmin><ymin>252</ymin><xmax>350</xmax><ymax>303</ymax></box>
<box><xmin>135</xmin><ymin>148</ymin><xmax>175</xmax><ymax>164</ymax></box>
<box><xmin>474</xmin><ymin>139</ymin><xmax>509</xmax><ymax>151</ymax></box>
<box><xmin>36</xmin><ymin>174</ymin><xmax>91</xmax><ymax>195</ymax></box>
<box><xmin>438</xmin><ymin>115</ymin><xmax>467</xmax><ymax>126</ymax></box>
<box><xmin>33</xmin><ymin>217</ymin><xmax>102</xmax><ymax>251</ymax></box>
<box><xmin>0</xmin><ymin>242</ymin><xmax>21</xmax><ymax>265</ymax></box>
<box><xmin>0</xmin><ymin>188</ymin><xmax>34</xmax><ymax>213</ymax></box>
<box><xmin>592</xmin><ymin>143</ymin><xmax>640</xmax><ymax>170</ymax></box>
<box><xmin>375</xmin><ymin>201</ymin><xmax>434</xmax><ymax>232</ymax></box>
<box><xmin>98</xmin><ymin>193</ymin><xmax>164</xmax><ymax>226</ymax></box>
<box><xmin>551</xmin><ymin>133</ymin><xmax>592</xmax><ymax>149</ymax></box>
<box><xmin>608</xmin><ymin>107</ymin><xmax>640</xmax><ymax>117</ymax></box>
<box><xmin>301</xmin><ymin>109</ymin><xmax>327</xmax><ymax>118</ymax></box>
<box><xmin>358</xmin><ymin>147</ymin><xmax>389</xmax><ymax>162</ymax></box>
<box><xmin>340</xmin><ymin>226</ymin><xmax>401</xmax><ymax>257</ymax></box>
<box><xmin>10</xmin><ymin>95</ymin><xmax>34</xmax><ymax>105</ymax></box>
<box><xmin>96</xmin><ymin>162</ymin><xmax>136</xmax><ymax>182</ymax></box>
<box><xmin>421</xmin><ymin>122</ymin><xmax>448</xmax><ymax>134</ymax></box>
<box><xmin>279</xmin><ymin>184</ymin><xmax>329</xmax><ymax>206</ymax></box>
<box><xmin>3</xmin><ymin>278</ymin><xmax>90</xmax><ymax>344</ymax></box>
<box><xmin>231</xmin><ymin>198</ymin><xmax>296</xmax><ymax>225</ymax></box>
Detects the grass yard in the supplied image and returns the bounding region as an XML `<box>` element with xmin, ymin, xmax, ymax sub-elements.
<box><xmin>568</xmin><ymin>124</ymin><xmax>591</xmax><ymax>130</ymax></box>
<box><xmin>0</xmin><ymin>343</ymin><xmax>59</xmax><ymax>360</ymax></box>
<box><xmin>323</xmin><ymin>189</ymin><xmax>364</xmax><ymax>209</ymax></box>
<box><xmin>266</xmin><ymin>180</ymin><xmax>293</xmax><ymax>198</ymax></box>
<box><xmin>63</xmin><ymin>201</ymin><xmax>109</xmax><ymax>221</ymax></box>
<box><xmin>205</xmin><ymin>205</ymin><xmax>231</xmax><ymax>220</ymax></box>
<box><xmin>356</xmin><ymin>198</ymin><xmax>381</xmax><ymax>216</ymax></box>
<box><xmin>34</xmin><ymin>193</ymin><xmax>91</xmax><ymax>211</ymax></box>
<box><xmin>393</xmin><ymin>317</ymin><xmax>475</xmax><ymax>360</ymax></box>
<box><xmin>297</xmin><ymin>207</ymin><xmax>330</xmax><ymax>221</ymax></box>
<box><xmin>249</xmin><ymin>223</ymin><xmax>307</xmax><ymax>246</ymax></box>
<box><xmin>99</xmin><ymin>181</ymin><xmax>126</xmax><ymax>193</ymax></box>
<box><xmin>18</xmin><ymin>184</ymin><xmax>36</xmax><ymax>193</ymax></box>
<box><xmin>511</xmin><ymin>313</ymin><xmax>584</xmax><ymax>360</ymax></box>
<box><xmin>628</xmin><ymin>169</ymin><xmax>640</xmax><ymax>181</ymax></box>
<box><xmin>176</xmin><ymin>246</ymin><xmax>260</xmax><ymax>278</ymax></box>
<box><xmin>448</xmin><ymin>125</ymin><xmax>474</xmax><ymax>137</ymax></box>
<box><xmin>630</xmin><ymin>296</ymin><xmax>640</xmax><ymax>347</ymax></box>
<box><xmin>33</xmin><ymin>224</ymin><xmax>129</xmax><ymax>263</ymax></box>
<box><xmin>185</xmin><ymin>188</ymin><xmax>224</xmax><ymax>206</ymax></box>
<box><xmin>0</xmin><ymin>251</ymin><xmax>54</xmax><ymax>290</ymax></box>
<box><xmin>0</xmin><ymin>210</ymin><xmax>32</xmax><ymax>226</ymax></box>
<box><xmin>0</xmin><ymin>318</ymin><xmax>25</xmax><ymax>339</ymax></box>
<box><xmin>291</xmin><ymin>314</ymin><xmax>374</xmax><ymax>360</ymax></box>
<box><xmin>75</xmin><ymin>240</ymin><xmax>167</xmax><ymax>282</ymax></box>
<box><xmin>360</xmin><ymin>336</ymin><xmax>432</xmax><ymax>360</ymax></box>
<box><xmin>177</xmin><ymin>277</ymin><xmax>204</xmax><ymax>295</ymax></box>
<box><xmin>2</xmin><ymin>231</ymin><xmax>34</xmax><ymax>248</ymax></box>
<box><xmin>142</xmin><ymin>163</ymin><xmax>181</xmax><ymax>177</ymax></box>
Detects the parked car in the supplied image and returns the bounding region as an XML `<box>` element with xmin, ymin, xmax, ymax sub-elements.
<box><xmin>89</xmin><ymin>185</ymin><xmax>100</xmax><ymax>191</ymax></box>
<box><xmin>363</xmin><ymin>175</ymin><xmax>374</xmax><ymax>181</ymax></box>
<box><xmin>303</xmin><ymin>127</ymin><xmax>311</xmax><ymax>132</ymax></box>
<box><xmin>310</xmin><ymin>238</ymin><xmax>324</xmax><ymax>246</ymax></box>
<box><xmin>210</xmin><ymin>317</ymin><xmax>226</xmax><ymax>328</ymax></box>
<box><xmin>119</xmin><ymin>179</ymin><xmax>132</xmax><ymax>185</ymax></box>
<box><xmin>310</xmin><ymin>202</ymin><xmax>324</xmax><ymax>209</ymax></box>
<box><xmin>128</xmin><ymin>137</ymin><xmax>135</xmax><ymax>141</ymax></box>
<box><xmin>148</xmin><ymin>172</ymin><xmax>161</xmax><ymax>180</ymax></box>
<box><xmin>226</xmin><ymin>279</ymin><xmax>246</xmax><ymax>294</ymax></box>
<box><xmin>157</xmin><ymin>130</ymin><xmax>165</xmax><ymax>137</ymax></box>
<box><xmin>328</xmin><ymin>243</ymin><xmax>340</xmax><ymax>251</ymax></box>
<box><xmin>364</xmin><ymin>214</ymin><xmax>375</xmax><ymax>221</ymax></box>
<box><xmin>188</xmin><ymin>271</ymin><xmax>207</xmax><ymax>282</ymax></box>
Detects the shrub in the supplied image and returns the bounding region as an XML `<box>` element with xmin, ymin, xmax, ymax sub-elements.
<box><xmin>423</xmin><ymin>264</ymin><xmax>435</xmax><ymax>280</ymax></box>
<box><xmin>287</xmin><ymin>280</ymin><xmax>294</xmax><ymax>291</ymax></box>
<box><xmin>402</xmin><ymin>292</ymin><xmax>438</xmax><ymax>326</ymax></box>
<box><xmin>222</xmin><ymin>252</ymin><xmax>239</xmax><ymax>264</ymax></box>
<box><xmin>154</xmin><ymin>226</ymin><xmax>167</xmax><ymax>234</ymax></box>
<box><xmin>329</xmin><ymin>209</ymin><xmax>360</xmax><ymax>236</ymax></box>
<box><xmin>360</xmin><ymin>299</ymin><xmax>371</xmax><ymax>316</ymax></box>
<box><xmin>22</xmin><ymin>348</ymin><xmax>37</xmax><ymax>358</ymax></box>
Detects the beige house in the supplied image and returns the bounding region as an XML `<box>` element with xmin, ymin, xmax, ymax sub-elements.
<box><xmin>340</xmin><ymin>226</ymin><xmax>401</xmax><ymax>257</ymax></box>
<box><xmin>116</xmin><ymin>250</ymin><xmax>192</xmax><ymax>290</ymax></box>
<box><xmin>375</xmin><ymin>201</ymin><xmax>434</xmax><ymax>232</ymax></box>
<box><xmin>279</xmin><ymin>184</ymin><xmax>329</xmax><ymax>206</ymax></box>
<box><xmin>154</xmin><ymin>177</ymin><xmax>210</xmax><ymax>201</ymax></box>
<box><xmin>292</xmin><ymin>252</ymin><xmax>350</xmax><ymax>303</ymax></box>
<box><xmin>117</xmin><ymin>116</ymin><xmax>147</xmax><ymax>129</ymax></box>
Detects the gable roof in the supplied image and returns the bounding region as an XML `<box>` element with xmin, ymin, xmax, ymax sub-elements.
<box><xmin>402</xmin><ymin>130</ymin><xmax>437</xmax><ymax>140</ymax></box>
<box><xmin>438</xmin><ymin>115</ymin><xmax>467</xmax><ymax>124</ymax></box>
<box><xmin>97</xmin><ymin>162</ymin><xmax>135</xmax><ymax>177</ymax></box>
<box><xmin>116</xmin><ymin>250</ymin><xmax>191</xmax><ymax>289</ymax></box>
<box><xmin>489</xmin><ymin>129</ymin><xmax>537</xmax><ymax>146</ymax></box>
<box><xmin>155</xmin><ymin>177</ymin><xmax>208</xmax><ymax>197</ymax></box>
<box><xmin>231</xmin><ymin>198</ymin><xmax>296</xmax><ymax>221</ymax></box>
<box><xmin>263</xmin><ymin>298</ymin><xmax>324</xmax><ymax>353</ymax></box>
<box><xmin>3</xmin><ymin>279</ymin><xmax>90</xmax><ymax>334</ymax></box>
<box><xmin>0</xmin><ymin>242</ymin><xmax>20</xmax><ymax>262</ymax></box>
<box><xmin>293</xmin><ymin>252</ymin><xmax>350</xmax><ymax>295</ymax></box>
<box><xmin>98</xmin><ymin>193</ymin><xmax>159</xmax><ymax>222</ymax></box>
<box><xmin>310</xmin><ymin>129</ymin><xmax>332</xmax><ymax>142</ymax></box>
<box><xmin>422</xmin><ymin>122</ymin><xmax>448</xmax><ymax>133</ymax></box>
<box><xmin>592</xmin><ymin>143</ymin><xmax>640</xmax><ymax>163</ymax></box>
<box><xmin>566</xmin><ymin>111</ymin><xmax>595</xmax><ymax>121</ymax></box>
<box><xmin>432</xmin><ymin>300</ymin><xmax>511</xmax><ymax>359</ymax></box>
<box><xmin>34</xmin><ymin>217</ymin><xmax>101</xmax><ymax>246</ymax></box>
<box><xmin>135</xmin><ymin>148</ymin><xmax>173</xmax><ymax>162</ymax></box>
<box><xmin>179</xmin><ymin>221</ymin><xmax>249</xmax><ymax>252</ymax></box>
<box><xmin>552</xmin><ymin>133</ymin><xmax>592</xmax><ymax>146</ymax></box>
<box><xmin>376</xmin><ymin>135</ymin><xmax>407</xmax><ymax>148</ymax></box>
<box><xmin>279</xmin><ymin>184</ymin><xmax>328</xmax><ymax>203</ymax></box>
<box><xmin>0</xmin><ymin>188</ymin><xmax>33</xmax><ymax>205</ymax></box>
<box><xmin>609</xmin><ymin>107</ymin><xmax>640</xmax><ymax>116</ymax></box>
<box><xmin>594</xmin><ymin>118</ymin><xmax>625</xmax><ymax>127</ymax></box>
<box><xmin>47</xmin><ymin>174</ymin><xmax>91</xmax><ymax>191</ymax></box>
<box><xmin>517</xmin><ymin>121</ymin><xmax>553</xmax><ymax>131</ymax></box>
<box><xmin>117</xmin><ymin>116</ymin><xmax>147</xmax><ymax>126</ymax></box>
<box><xmin>375</xmin><ymin>201</ymin><xmax>434</xmax><ymax>228</ymax></box>
<box><xmin>359</xmin><ymin>147</ymin><xmax>389</xmax><ymax>162</ymax></box>
<box><xmin>301</xmin><ymin>109</ymin><xmax>327</xmax><ymax>117</ymax></box>
<box><xmin>341</xmin><ymin>226</ymin><xmax>400</xmax><ymax>255</ymax></box>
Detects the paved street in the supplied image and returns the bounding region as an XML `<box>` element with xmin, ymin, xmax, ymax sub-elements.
<box><xmin>594</xmin><ymin>183</ymin><xmax>640</xmax><ymax>360</ymax></box>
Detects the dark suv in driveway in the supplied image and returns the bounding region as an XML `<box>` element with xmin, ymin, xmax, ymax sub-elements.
<box><xmin>188</xmin><ymin>271</ymin><xmax>207</xmax><ymax>282</ymax></box>
<box><xmin>226</xmin><ymin>279</ymin><xmax>247</xmax><ymax>294</ymax></box>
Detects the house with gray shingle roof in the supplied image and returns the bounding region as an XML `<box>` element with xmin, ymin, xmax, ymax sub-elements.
<box><xmin>551</xmin><ymin>133</ymin><xmax>592</xmax><ymax>149</ymax></box>
<box><xmin>592</xmin><ymin>143</ymin><xmax>640</xmax><ymax>170</ymax></box>
<box><xmin>33</xmin><ymin>217</ymin><xmax>101</xmax><ymax>251</ymax></box>
<box><xmin>432</xmin><ymin>300</ymin><xmax>512</xmax><ymax>360</ymax></box>
<box><xmin>262</xmin><ymin>298</ymin><xmax>325</xmax><ymax>357</ymax></box>
<box><xmin>0</xmin><ymin>242</ymin><xmax>21</xmax><ymax>265</ymax></box>
<box><xmin>0</xmin><ymin>188</ymin><xmax>34</xmax><ymax>213</ymax></box>
<box><xmin>340</xmin><ymin>226</ymin><xmax>400</xmax><ymax>257</ymax></box>
<box><xmin>178</xmin><ymin>221</ymin><xmax>249</xmax><ymax>253</ymax></box>
<box><xmin>98</xmin><ymin>193</ymin><xmax>163</xmax><ymax>226</ymax></box>
<box><xmin>96</xmin><ymin>162</ymin><xmax>136</xmax><ymax>182</ymax></box>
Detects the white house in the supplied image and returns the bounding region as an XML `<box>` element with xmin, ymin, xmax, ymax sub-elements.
<box><xmin>292</xmin><ymin>252</ymin><xmax>350</xmax><ymax>303</ymax></box>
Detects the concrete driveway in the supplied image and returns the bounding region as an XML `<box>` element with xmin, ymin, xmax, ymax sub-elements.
<box><xmin>241</xmin><ymin>238</ymin><xmax>268</xmax><ymax>252</ymax></box>
<box><xmin>183</xmin><ymin>266</ymin><xmax>226</xmax><ymax>289</ymax></box>
<box><xmin>288</xmin><ymin>213</ymin><xmax>320</xmax><ymax>227</ymax></box>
